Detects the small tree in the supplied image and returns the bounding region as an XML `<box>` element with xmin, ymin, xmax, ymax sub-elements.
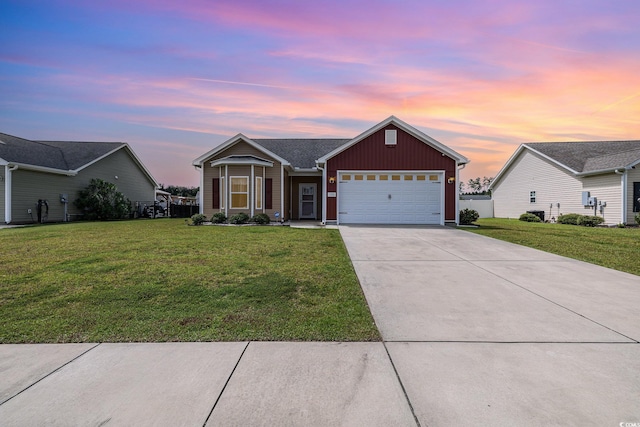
<box><xmin>75</xmin><ymin>178</ymin><xmax>131</xmax><ymax>220</ymax></box>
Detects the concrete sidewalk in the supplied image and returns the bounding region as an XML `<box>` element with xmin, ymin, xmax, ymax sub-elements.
<box><xmin>0</xmin><ymin>226</ymin><xmax>639</xmax><ymax>426</ymax></box>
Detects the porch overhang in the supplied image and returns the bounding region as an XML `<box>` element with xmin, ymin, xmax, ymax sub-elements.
<box><xmin>210</xmin><ymin>155</ymin><xmax>274</xmax><ymax>168</ymax></box>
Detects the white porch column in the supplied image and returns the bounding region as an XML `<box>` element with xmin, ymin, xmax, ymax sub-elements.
<box><xmin>250</xmin><ymin>164</ymin><xmax>255</xmax><ymax>218</ymax></box>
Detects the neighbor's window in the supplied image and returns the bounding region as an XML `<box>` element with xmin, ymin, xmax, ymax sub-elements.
<box><xmin>530</xmin><ymin>191</ymin><xmax>536</xmax><ymax>203</ymax></box>
<box><xmin>255</xmin><ymin>176</ymin><xmax>263</xmax><ymax>210</ymax></box>
<box><xmin>231</xmin><ymin>177</ymin><xmax>249</xmax><ymax>208</ymax></box>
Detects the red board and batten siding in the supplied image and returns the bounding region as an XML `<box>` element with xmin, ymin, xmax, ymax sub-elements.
<box><xmin>325</xmin><ymin>125</ymin><xmax>457</xmax><ymax>221</ymax></box>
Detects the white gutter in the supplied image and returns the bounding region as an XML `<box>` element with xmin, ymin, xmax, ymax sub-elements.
<box><xmin>5</xmin><ymin>164</ymin><xmax>18</xmax><ymax>223</ymax></box>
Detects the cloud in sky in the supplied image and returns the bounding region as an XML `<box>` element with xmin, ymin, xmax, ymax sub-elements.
<box><xmin>1</xmin><ymin>0</ymin><xmax>639</xmax><ymax>186</ymax></box>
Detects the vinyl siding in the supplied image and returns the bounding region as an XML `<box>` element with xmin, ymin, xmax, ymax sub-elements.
<box><xmin>493</xmin><ymin>150</ymin><xmax>584</xmax><ymax>221</ymax></box>
<box><xmin>325</xmin><ymin>125</ymin><xmax>457</xmax><ymax>222</ymax></box>
<box><xmin>581</xmin><ymin>173</ymin><xmax>622</xmax><ymax>224</ymax></box>
<box><xmin>627</xmin><ymin>167</ymin><xmax>640</xmax><ymax>223</ymax></box>
<box><xmin>10</xmin><ymin>148</ymin><xmax>155</xmax><ymax>224</ymax></box>
<box><xmin>201</xmin><ymin>141</ymin><xmax>283</xmax><ymax>220</ymax></box>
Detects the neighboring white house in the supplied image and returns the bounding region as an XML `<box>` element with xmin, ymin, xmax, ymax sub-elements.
<box><xmin>491</xmin><ymin>141</ymin><xmax>640</xmax><ymax>225</ymax></box>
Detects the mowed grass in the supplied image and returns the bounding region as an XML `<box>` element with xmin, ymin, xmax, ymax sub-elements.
<box><xmin>0</xmin><ymin>219</ymin><xmax>380</xmax><ymax>343</ymax></box>
<box><xmin>463</xmin><ymin>218</ymin><xmax>640</xmax><ymax>276</ymax></box>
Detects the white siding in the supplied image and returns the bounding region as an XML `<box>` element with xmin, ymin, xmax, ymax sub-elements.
<box><xmin>493</xmin><ymin>150</ymin><xmax>585</xmax><ymax>221</ymax></box>
<box><xmin>627</xmin><ymin>167</ymin><xmax>640</xmax><ymax>224</ymax></box>
<box><xmin>581</xmin><ymin>173</ymin><xmax>622</xmax><ymax>224</ymax></box>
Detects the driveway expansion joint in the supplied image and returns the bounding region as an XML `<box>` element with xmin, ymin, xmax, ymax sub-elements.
<box><xmin>202</xmin><ymin>341</ymin><xmax>250</xmax><ymax>427</ymax></box>
<box><xmin>382</xmin><ymin>342</ymin><xmax>422</xmax><ymax>427</ymax></box>
<box><xmin>0</xmin><ymin>342</ymin><xmax>101</xmax><ymax>407</ymax></box>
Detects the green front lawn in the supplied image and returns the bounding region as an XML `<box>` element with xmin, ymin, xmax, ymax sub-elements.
<box><xmin>463</xmin><ymin>218</ymin><xmax>640</xmax><ymax>276</ymax></box>
<box><xmin>0</xmin><ymin>220</ymin><xmax>380</xmax><ymax>343</ymax></box>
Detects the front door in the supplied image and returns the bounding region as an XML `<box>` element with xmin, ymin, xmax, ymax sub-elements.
<box><xmin>299</xmin><ymin>183</ymin><xmax>317</xmax><ymax>219</ymax></box>
<box><xmin>634</xmin><ymin>182</ymin><xmax>640</xmax><ymax>212</ymax></box>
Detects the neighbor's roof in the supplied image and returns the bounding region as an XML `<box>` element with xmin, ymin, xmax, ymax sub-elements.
<box><xmin>0</xmin><ymin>132</ymin><xmax>157</xmax><ymax>186</ymax></box>
<box><xmin>0</xmin><ymin>132</ymin><xmax>124</xmax><ymax>172</ymax></box>
<box><xmin>491</xmin><ymin>140</ymin><xmax>640</xmax><ymax>190</ymax></box>
<box><xmin>253</xmin><ymin>139</ymin><xmax>349</xmax><ymax>169</ymax></box>
<box><xmin>525</xmin><ymin>141</ymin><xmax>640</xmax><ymax>173</ymax></box>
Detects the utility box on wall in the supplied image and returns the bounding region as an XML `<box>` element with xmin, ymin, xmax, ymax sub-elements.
<box><xmin>581</xmin><ymin>191</ymin><xmax>590</xmax><ymax>206</ymax></box>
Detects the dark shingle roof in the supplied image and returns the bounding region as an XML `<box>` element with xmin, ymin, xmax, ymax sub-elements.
<box><xmin>526</xmin><ymin>141</ymin><xmax>640</xmax><ymax>173</ymax></box>
<box><xmin>253</xmin><ymin>139</ymin><xmax>350</xmax><ymax>169</ymax></box>
<box><xmin>0</xmin><ymin>132</ymin><xmax>124</xmax><ymax>171</ymax></box>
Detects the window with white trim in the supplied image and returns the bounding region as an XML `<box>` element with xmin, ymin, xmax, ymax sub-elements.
<box><xmin>255</xmin><ymin>176</ymin><xmax>263</xmax><ymax>210</ymax></box>
<box><xmin>530</xmin><ymin>191</ymin><xmax>536</xmax><ymax>203</ymax></box>
<box><xmin>231</xmin><ymin>177</ymin><xmax>249</xmax><ymax>209</ymax></box>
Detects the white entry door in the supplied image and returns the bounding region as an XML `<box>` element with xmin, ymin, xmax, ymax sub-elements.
<box><xmin>338</xmin><ymin>172</ymin><xmax>443</xmax><ymax>224</ymax></box>
<box><xmin>299</xmin><ymin>183</ymin><xmax>317</xmax><ymax>219</ymax></box>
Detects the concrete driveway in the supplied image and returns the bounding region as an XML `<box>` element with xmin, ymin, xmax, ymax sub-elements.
<box><xmin>1</xmin><ymin>226</ymin><xmax>638</xmax><ymax>426</ymax></box>
<box><xmin>340</xmin><ymin>225</ymin><xmax>640</xmax><ymax>425</ymax></box>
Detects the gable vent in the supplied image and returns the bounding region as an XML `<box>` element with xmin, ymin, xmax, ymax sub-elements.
<box><xmin>385</xmin><ymin>130</ymin><xmax>397</xmax><ymax>146</ymax></box>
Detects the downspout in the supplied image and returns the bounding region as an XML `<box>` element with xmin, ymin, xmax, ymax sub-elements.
<box><xmin>5</xmin><ymin>164</ymin><xmax>18</xmax><ymax>224</ymax></box>
<box><xmin>317</xmin><ymin>162</ymin><xmax>326</xmax><ymax>224</ymax></box>
<box><xmin>456</xmin><ymin>163</ymin><xmax>466</xmax><ymax>225</ymax></box>
<box><xmin>615</xmin><ymin>169</ymin><xmax>627</xmax><ymax>224</ymax></box>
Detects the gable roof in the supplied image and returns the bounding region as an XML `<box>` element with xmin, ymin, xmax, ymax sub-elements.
<box><xmin>491</xmin><ymin>140</ymin><xmax>640</xmax><ymax>189</ymax></box>
<box><xmin>316</xmin><ymin>116</ymin><xmax>470</xmax><ymax>165</ymax></box>
<box><xmin>0</xmin><ymin>132</ymin><xmax>157</xmax><ymax>185</ymax></box>
<box><xmin>193</xmin><ymin>116</ymin><xmax>470</xmax><ymax>170</ymax></box>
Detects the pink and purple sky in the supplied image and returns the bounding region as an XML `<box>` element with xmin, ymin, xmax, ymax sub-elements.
<box><xmin>2</xmin><ymin>0</ymin><xmax>639</xmax><ymax>187</ymax></box>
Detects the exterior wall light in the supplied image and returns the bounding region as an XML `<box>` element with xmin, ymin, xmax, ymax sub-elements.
<box><xmin>329</xmin><ymin>176</ymin><xmax>336</xmax><ymax>184</ymax></box>
<box><xmin>447</xmin><ymin>177</ymin><xmax>455</xmax><ymax>184</ymax></box>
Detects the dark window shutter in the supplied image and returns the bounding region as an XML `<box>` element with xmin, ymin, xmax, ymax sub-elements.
<box><xmin>212</xmin><ymin>178</ymin><xmax>220</xmax><ymax>209</ymax></box>
<box><xmin>265</xmin><ymin>178</ymin><xmax>273</xmax><ymax>209</ymax></box>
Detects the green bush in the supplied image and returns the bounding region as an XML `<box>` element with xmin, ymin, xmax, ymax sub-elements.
<box><xmin>190</xmin><ymin>214</ymin><xmax>208</xmax><ymax>225</ymax></box>
<box><xmin>229</xmin><ymin>212</ymin><xmax>250</xmax><ymax>224</ymax></box>
<box><xmin>577</xmin><ymin>215</ymin><xmax>604</xmax><ymax>227</ymax></box>
<box><xmin>251</xmin><ymin>213</ymin><xmax>271</xmax><ymax>224</ymax></box>
<box><xmin>557</xmin><ymin>213</ymin><xmax>582</xmax><ymax>225</ymax></box>
<box><xmin>459</xmin><ymin>208</ymin><xmax>480</xmax><ymax>225</ymax></box>
<box><xmin>519</xmin><ymin>213</ymin><xmax>541</xmax><ymax>222</ymax></box>
<box><xmin>211</xmin><ymin>212</ymin><xmax>227</xmax><ymax>224</ymax></box>
<box><xmin>74</xmin><ymin>178</ymin><xmax>131</xmax><ymax>220</ymax></box>
<box><xmin>635</xmin><ymin>213</ymin><xmax>640</xmax><ymax>225</ymax></box>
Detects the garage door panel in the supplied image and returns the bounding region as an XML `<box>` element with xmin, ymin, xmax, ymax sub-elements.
<box><xmin>338</xmin><ymin>172</ymin><xmax>443</xmax><ymax>225</ymax></box>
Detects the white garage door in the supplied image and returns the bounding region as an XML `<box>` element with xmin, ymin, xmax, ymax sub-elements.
<box><xmin>338</xmin><ymin>172</ymin><xmax>443</xmax><ymax>224</ymax></box>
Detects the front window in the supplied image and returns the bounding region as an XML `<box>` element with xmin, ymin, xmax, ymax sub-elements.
<box><xmin>530</xmin><ymin>191</ymin><xmax>536</xmax><ymax>203</ymax></box>
<box><xmin>231</xmin><ymin>177</ymin><xmax>248</xmax><ymax>208</ymax></box>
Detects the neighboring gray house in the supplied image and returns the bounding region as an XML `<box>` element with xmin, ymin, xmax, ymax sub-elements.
<box><xmin>491</xmin><ymin>141</ymin><xmax>640</xmax><ymax>225</ymax></box>
<box><xmin>1</xmin><ymin>132</ymin><xmax>157</xmax><ymax>224</ymax></box>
